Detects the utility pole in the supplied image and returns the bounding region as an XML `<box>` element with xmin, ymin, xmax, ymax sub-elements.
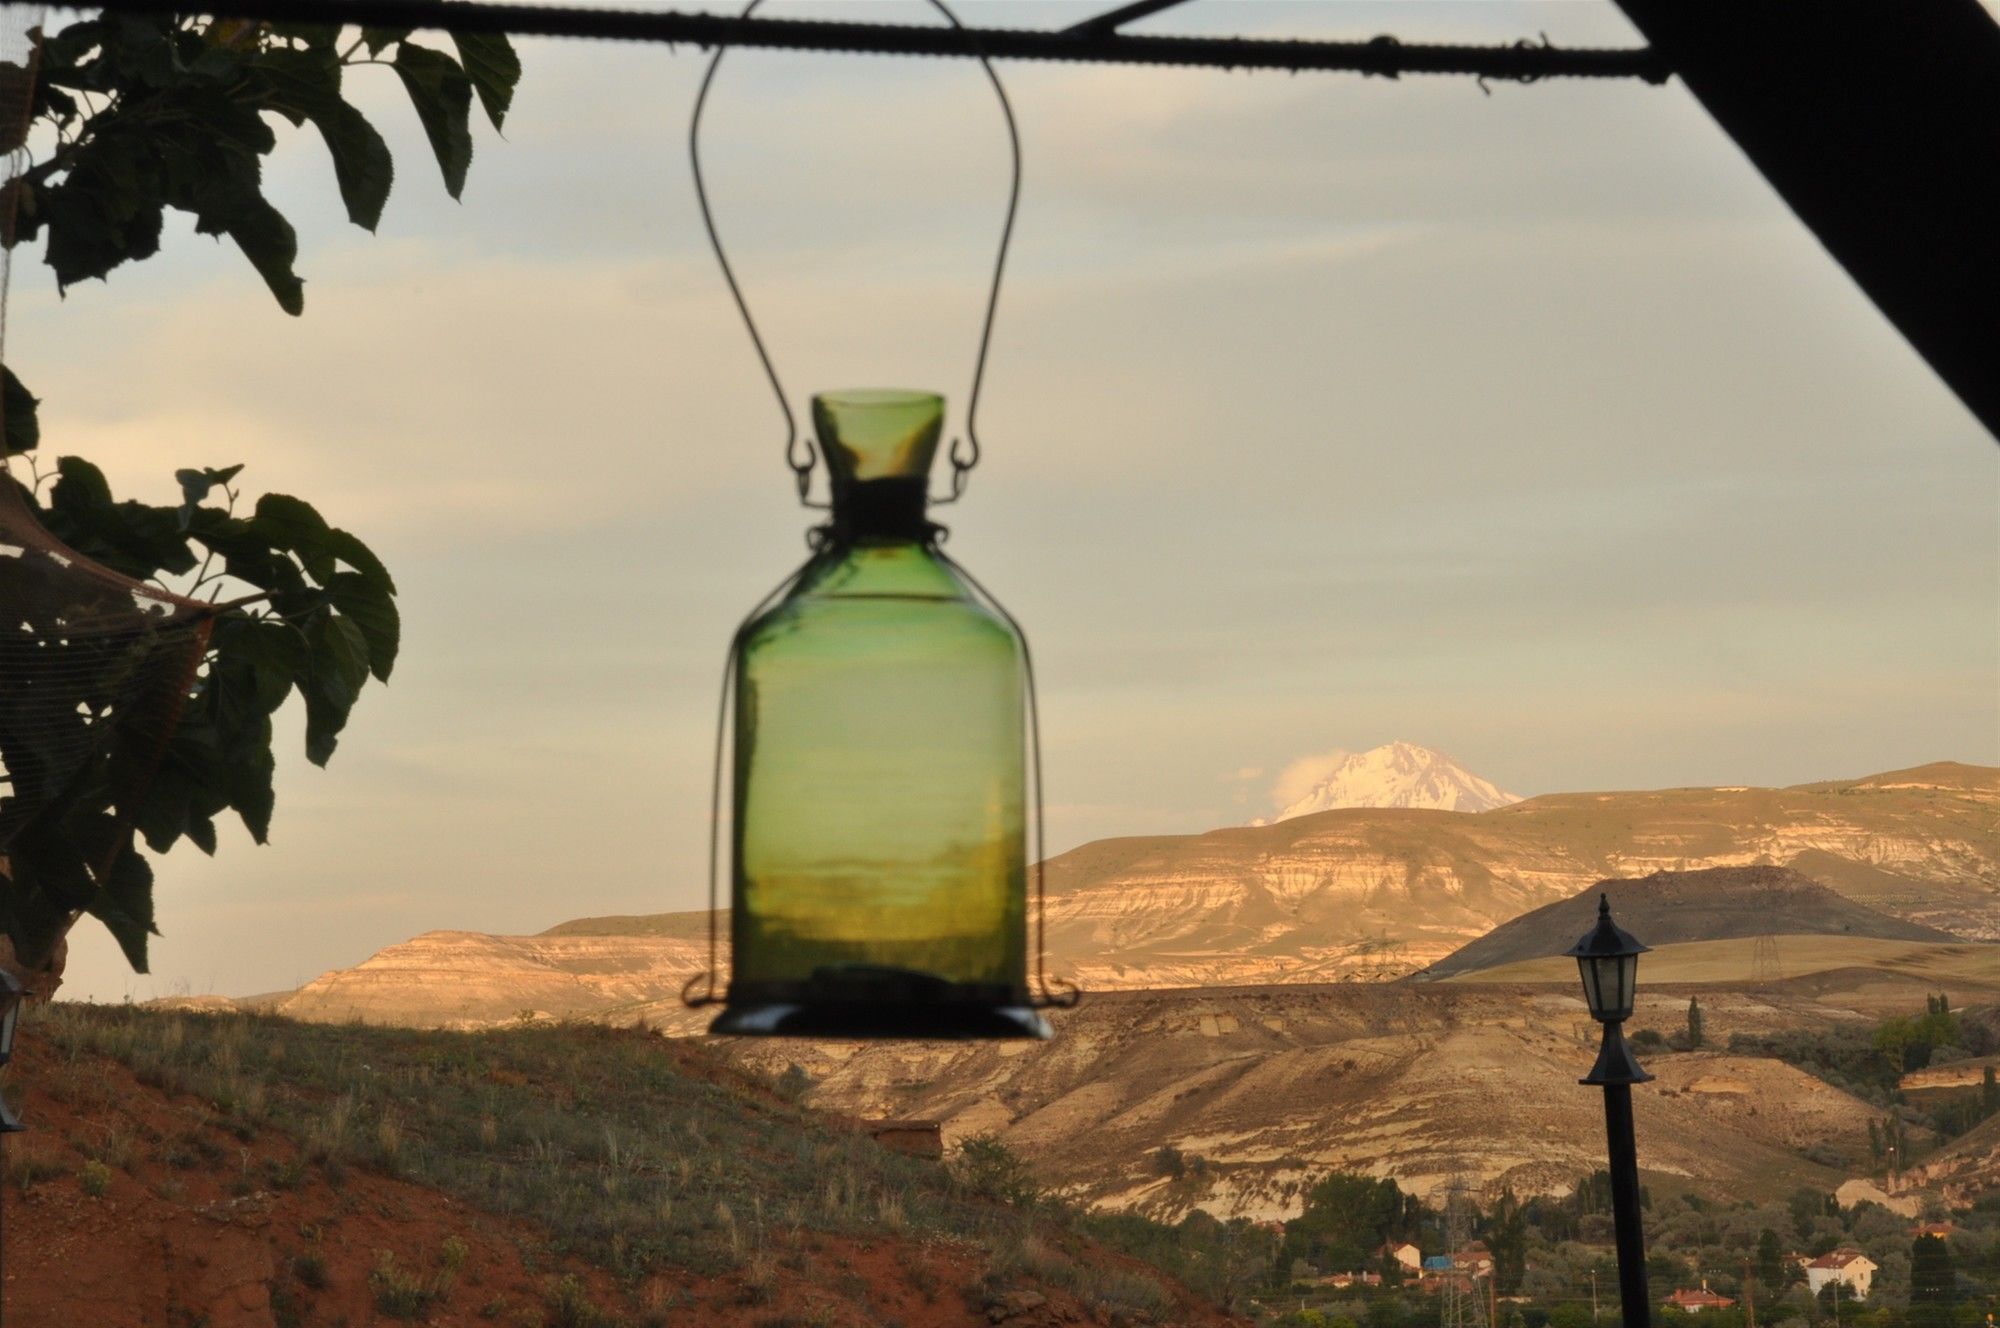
<box><xmin>1591</xmin><ymin>1269</ymin><xmax>1600</xmax><ymax>1324</ymax></box>
<box><xmin>1440</xmin><ymin>1177</ymin><xmax>1490</xmax><ymax>1328</ymax></box>
<box><xmin>1744</xmin><ymin>1259</ymin><xmax>1756</xmax><ymax>1328</ymax></box>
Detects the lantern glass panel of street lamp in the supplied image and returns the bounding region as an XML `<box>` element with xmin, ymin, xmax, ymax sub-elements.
<box><xmin>1579</xmin><ymin>952</ymin><xmax>1637</xmax><ymax>1023</ymax></box>
<box><xmin>1600</xmin><ymin>956</ymin><xmax>1632</xmax><ymax>1016</ymax></box>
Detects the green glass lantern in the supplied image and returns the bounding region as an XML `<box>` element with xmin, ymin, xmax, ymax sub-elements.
<box><xmin>678</xmin><ymin>0</ymin><xmax>1069</xmax><ymax>1038</ymax></box>
<box><xmin>695</xmin><ymin>389</ymin><xmax>1051</xmax><ymax>1039</ymax></box>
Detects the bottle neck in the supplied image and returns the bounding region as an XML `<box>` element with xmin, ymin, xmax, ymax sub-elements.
<box><xmin>827</xmin><ymin>476</ymin><xmax>935</xmax><ymax>544</ymax></box>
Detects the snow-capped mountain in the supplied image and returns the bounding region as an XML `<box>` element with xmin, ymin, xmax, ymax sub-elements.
<box><xmin>1258</xmin><ymin>741</ymin><xmax>1522</xmax><ymax>823</ymax></box>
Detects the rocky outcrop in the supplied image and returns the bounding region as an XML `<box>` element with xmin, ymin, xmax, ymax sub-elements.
<box><xmin>272</xmin><ymin>929</ymin><xmax>714</xmax><ymax>1029</ymax></box>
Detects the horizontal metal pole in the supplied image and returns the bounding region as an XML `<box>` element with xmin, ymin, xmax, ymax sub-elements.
<box><xmin>67</xmin><ymin>0</ymin><xmax>1673</xmax><ymax>83</ymax></box>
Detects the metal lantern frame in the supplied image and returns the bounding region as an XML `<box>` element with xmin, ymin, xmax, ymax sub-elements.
<box><xmin>1566</xmin><ymin>893</ymin><xmax>1648</xmax><ymax>1025</ymax></box>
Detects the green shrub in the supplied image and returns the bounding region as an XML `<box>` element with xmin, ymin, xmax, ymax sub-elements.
<box><xmin>955</xmin><ymin>1133</ymin><xmax>1042</xmax><ymax>1207</ymax></box>
<box><xmin>80</xmin><ymin>1159</ymin><xmax>112</xmax><ymax>1198</ymax></box>
<box><xmin>543</xmin><ymin>1273</ymin><xmax>604</xmax><ymax>1328</ymax></box>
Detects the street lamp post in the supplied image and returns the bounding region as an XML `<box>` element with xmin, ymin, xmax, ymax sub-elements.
<box><xmin>0</xmin><ymin>967</ymin><xmax>26</xmax><ymax>1328</ymax></box>
<box><xmin>1567</xmin><ymin>895</ymin><xmax>1653</xmax><ymax>1328</ymax></box>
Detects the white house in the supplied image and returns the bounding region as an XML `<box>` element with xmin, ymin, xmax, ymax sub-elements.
<box><xmin>1806</xmin><ymin>1249</ymin><xmax>1877</xmax><ymax>1300</ymax></box>
<box><xmin>1376</xmin><ymin>1241</ymin><xmax>1423</xmax><ymax>1273</ymax></box>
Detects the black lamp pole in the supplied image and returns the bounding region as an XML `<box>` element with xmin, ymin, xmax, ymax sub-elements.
<box><xmin>1566</xmin><ymin>895</ymin><xmax>1653</xmax><ymax>1328</ymax></box>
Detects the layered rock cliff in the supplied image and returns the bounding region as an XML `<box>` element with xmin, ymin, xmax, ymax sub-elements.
<box><xmin>269</xmin><ymin>760</ymin><xmax>1997</xmax><ymax>1027</ymax></box>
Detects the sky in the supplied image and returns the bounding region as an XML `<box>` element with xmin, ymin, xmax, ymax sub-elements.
<box><xmin>6</xmin><ymin>1</ymin><xmax>1993</xmax><ymax>1003</ymax></box>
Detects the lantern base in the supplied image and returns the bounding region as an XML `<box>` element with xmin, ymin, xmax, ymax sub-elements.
<box><xmin>708</xmin><ymin>1000</ymin><xmax>1052</xmax><ymax>1040</ymax></box>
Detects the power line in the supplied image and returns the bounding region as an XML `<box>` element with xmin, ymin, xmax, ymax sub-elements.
<box><xmin>66</xmin><ymin>0</ymin><xmax>1673</xmax><ymax>84</ymax></box>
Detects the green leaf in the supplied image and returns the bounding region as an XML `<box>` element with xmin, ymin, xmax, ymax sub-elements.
<box><xmin>86</xmin><ymin>848</ymin><xmax>159</xmax><ymax>972</ymax></box>
<box><xmin>328</xmin><ymin>571</ymin><xmax>400</xmax><ymax>682</ymax></box>
<box><xmin>302</xmin><ymin>613</ymin><xmax>369</xmax><ymax>767</ymax></box>
<box><xmin>133</xmin><ymin>764</ymin><xmax>194</xmax><ymax>853</ymax></box>
<box><xmin>220</xmin><ymin>616</ymin><xmax>309</xmax><ymax>710</ymax></box>
<box><xmin>231</xmin><ymin>747</ymin><xmax>277</xmax><ymax>844</ymax></box>
<box><xmin>175</xmin><ymin>466</ymin><xmax>214</xmax><ymax>527</ymax></box>
<box><xmin>309</xmin><ymin>612</ymin><xmax>371</xmax><ymax>702</ymax></box>
<box><xmin>212</xmin><ymin>191</ymin><xmax>306</xmax><ymax>315</ymax></box>
<box><xmin>360</xmin><ymin>26</ymin><xmax>414</xmax><ymax>56</ymax></box>
<box><xmin>313</xmin><ymin>99</ymin><xmax>396</xmax><ymax>232</ymax></box>
<box><xmin>2</xmin><ymin>363</ymin><xmax>40</xmax><ymax>455</ymax></box>
<box><xmin>326</xmin><ymin>526</ymin><xmax>395</xmax><ymax>593</ymax></box>
<box><xmin>449</xmin><ymin>31</ymin><xmax>519</xmax><ymax>131</ymax></box>
<box><xmin>257</xmin><ymin>45</ymin><xmax>395</xmax><ymax>231</ymax></box>
<box><xmin>392</xmin><ymin>43</ymin><xmax>474</xmax><ymax>200</ymax></box>
<box><xmin>53</xmin><ymin>455</ymin><xmax>114</xmax><ymax>509</ymax></box>
<box><xmin>249</xmin><ymin>492</ymin><xmax>336</xmax><ymax>579</ymax></box>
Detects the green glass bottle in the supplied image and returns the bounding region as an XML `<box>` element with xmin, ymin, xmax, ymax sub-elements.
<box><xmin>710</xmin><ymin>390</ymin><xmax>1047</xmax><ymax>1039</ymax></box>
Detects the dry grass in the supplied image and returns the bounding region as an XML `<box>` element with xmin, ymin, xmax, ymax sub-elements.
<box><xmin>24</xmin><ymin>1003</ymin><xmax>1043</xmax><ymax>1282</ymax></box>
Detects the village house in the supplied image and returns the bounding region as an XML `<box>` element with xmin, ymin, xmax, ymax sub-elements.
<box><xmin>1805</xmin><ymin>1249</ymin><xmax>1877</xmax><ymax>1300</ymax></box>
<box><xmin>1320</xmin><ymin>1271</ymin><xmax>1385</xmax><ymax>1291</ymax></box>
<box><xmin>1452</xmin><ymin>1243</ymin><xmax>1495</xmax><ymax>1278</ymax></box>
<box><xmin>1376</xmin><ymin>1241</ymin><xmax>1424</xmax><ymax>1273</ymax></box>
<box><xmin>1667</xmin><ymin>1282</ymin><xmax>1737</xmax><ymax>1314</ymax></box>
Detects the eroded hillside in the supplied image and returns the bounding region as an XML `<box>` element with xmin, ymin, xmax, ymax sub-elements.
<box><xmin>721</xmin><ymin>978</ymin><xmax>1974</xmax><ymax>1221</ymax></box>
<box><xmin>262</xmin><ymin>763</ymin><xmax>1999</xmax><ymax>1031</ymax></box>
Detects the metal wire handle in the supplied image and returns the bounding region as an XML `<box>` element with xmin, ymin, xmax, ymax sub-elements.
<box><xmin>688</xmin><ymin>0</ymin><xmax>1022</xmax><ymax>507</ymax></box>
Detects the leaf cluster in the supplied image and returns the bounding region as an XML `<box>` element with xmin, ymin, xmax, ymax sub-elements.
<box><xmin>0</xmin><ymin>12</ymin><xmax>516</xmax><ymax>976</ymax></box>
<box><xmin>6</xmin><ymin>13</ymin><xmax>518</xmax><ymax>320</ymax></box>
<box><xmin>0</xmin><ymin>460</ymin><xmax>398</xmax><ymax>972</ymax></box>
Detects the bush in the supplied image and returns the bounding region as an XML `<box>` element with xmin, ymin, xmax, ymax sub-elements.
<box><xmin>543</xmin><ymin>1273</ymin><xmax>605</xmax><ymax>1328</ymax></box>
<box><xmin>955</xmin><ymin>1133</ymin><xmax>1042</xmax><ymax>1207</ymax></box>
<box><xmin>773</xmin><ymin>1064</ymin><xmax>814</xmax><ymax>1104</ymax></box>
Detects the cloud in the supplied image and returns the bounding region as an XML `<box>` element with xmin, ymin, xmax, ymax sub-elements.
<box><xmin>1270</xmin><ymin>750</ymin><xmax>1356</xmax><ymax>811</ymax></box>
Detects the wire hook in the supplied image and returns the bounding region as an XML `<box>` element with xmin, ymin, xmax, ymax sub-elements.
<box><xmin>687</xmin><ymin>0</ymin><xmax>1021</xmax><ymax>508</ymax></box>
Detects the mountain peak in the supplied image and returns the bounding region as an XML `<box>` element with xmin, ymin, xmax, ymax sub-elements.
<box><xmin>1257</xmin><ymin>741</ymin><xmax>1521</xmax><ymax>823</ymax></box>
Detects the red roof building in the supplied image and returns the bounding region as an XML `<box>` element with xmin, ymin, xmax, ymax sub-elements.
<box><xmin>1667</xmin><ymin>1282</ymin><xmax>1737</xmax><ymax>1314</ymax></box>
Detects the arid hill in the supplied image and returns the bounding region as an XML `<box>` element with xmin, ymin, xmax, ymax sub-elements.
<box><xmin>265</xmin><ymin>762</ymin><xmax>1999</xmax><ymax>1030</ymax></box>
<box><xmin>7</xmin><ymin>1003</ymin><xmax>1242</xmax><ymax>1328</ymax></box>
<box><xmin>1413</xmin><ymin>865</ymin><xmax>1960</xmax><ymax>981</ymax></box>
<box><xmin>1031</xmin><ymin>761</ymin><xmax>1997</xmax><ymax>988</ymax></box>
<box><xmin>717</xmin><ymin>967</ymin><xmax>2000</xmax><ymax>1220</ymax></box>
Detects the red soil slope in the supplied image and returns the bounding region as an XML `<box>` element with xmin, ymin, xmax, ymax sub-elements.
<box><xmin>0</xmin><ymin>1032</ymin><xmax>1237</xmax><ymax>1327</ymax></box>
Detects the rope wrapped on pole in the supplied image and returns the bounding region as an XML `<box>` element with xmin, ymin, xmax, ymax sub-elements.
<box><xmin>66</xmin><ymin>0</ymin><xmax>1673</xmax><ymax>83</ymax></box>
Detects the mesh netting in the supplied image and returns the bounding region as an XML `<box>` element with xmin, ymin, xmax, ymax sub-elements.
<box><xmin>1</xmin><ymin>5</ymin><xmax>214</xmax><ymax>959</ymax></box>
